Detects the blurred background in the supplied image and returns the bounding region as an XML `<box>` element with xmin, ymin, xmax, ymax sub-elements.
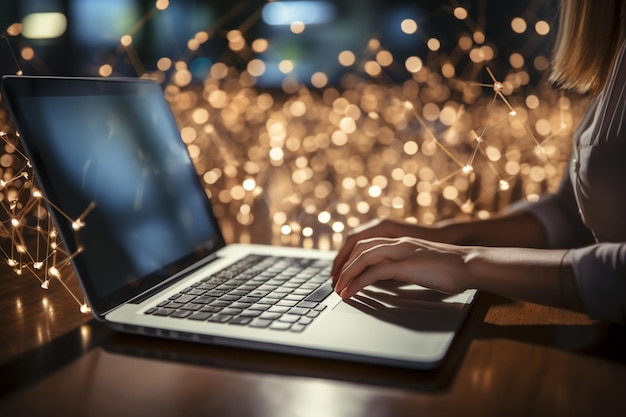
<box><xmin>0</xmin><ymin>0</ymin><xmax>588</xmax><ymax>308</ymax></box>
<box><xmin>0</xmin><ymin>0</ymin><xmax>556</xmax><ymax>84</ymax></box>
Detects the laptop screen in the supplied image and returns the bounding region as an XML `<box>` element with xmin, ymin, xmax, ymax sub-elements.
<box><xmin>2</xmin><ymin>76</ymin><xmax>226</xmax><ymax>314</ymax></box>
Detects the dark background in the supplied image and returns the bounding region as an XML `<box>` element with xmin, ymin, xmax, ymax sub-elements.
<box><xmin>0</xmin><ymin>0</ymin><xmax>557</xmax><ymax>87</ymax></box>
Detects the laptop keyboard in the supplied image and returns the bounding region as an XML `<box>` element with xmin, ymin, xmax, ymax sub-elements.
<box><xmin>144</xmin><ymin>255</ymin><xmax>333</xmax><ymax>333</ymax></box>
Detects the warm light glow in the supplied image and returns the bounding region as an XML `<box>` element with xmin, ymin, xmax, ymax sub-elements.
<box><xmin>375</xmin><ymin>50</ymin><xmax>393</xmax><ymax>67</ymax></box>
<box><xmin>511</xmin><ymin>17</ymin><xmax>527</xmax><ymax>33</ymax></box>
<box><xmin>290</xmin><ymin>21</ymin><xmax>306</xmax><ymax>34</ymax></box>
<box><xmin>400</xmin><ymin>19</ymin><xmax>418</xmax><ymax>34</ymax></box>
<box><xmin>157</xmin><ymin>57</ymin><xmax>172</xmax><ymax>71</ymax></box>
<box><xmin>247</xmin><ymin>59</ymin><xmax>266</xmax><ymax>77</ymax></box>
<box><xmin>427</xmin><ymin>38</ymin><xmax>441</xmax><ymax>51</ymax></box>
<box><xmin>318</xmin><ymin>211</ymin><xmax>331</xmax><ymax>224</ymax></box>
<box><xmin>535</xmin><ymin>20</ymin><xmax>550</xmax><ymax>36</ymax></box>
<box><xmin>405</xmin><ymin>56</ymin><xmax>423</xmax><ymax>73</ymax></box>
<box><xmin>278</xmin><ymin>60</ymin><xmax>294</xmax><ymax>74</ymax></box>
<box><xmin>21</xmin><ymin>47</ymin><xmax>35</xmax><ymax>61</ymax></box>
<box><xmin>6</xmin><ymin>23</ymin><xmax>22</xmax><ymax>36</ymax></box>
<box><xmin>99</xmin><ymin>64</ymin><xmax>113</xmax><ymax>77</ymax></box>
<box><xmin>252</xmin><ymin>39</ymin><xmax>269</xmax><ymax>53</ymax></box>
<box><xmin>156</xmin><ymin>0</ymin><xmax>170</xmax><ymax>11</ymax></box>
<box><xmin>243</xmin><ymin>178</ymin><xmax>256</xmax><ymax>191</ymax></box>
<box><xmin>311</xmin><ymin>72</ymin><xmax>328</xmax><ymax>88</ymax></box>
<box><xmin>462</xmin><ymin>165</ymin><xmax>474</xmax><ymax>175</ymax></box>
<box><xmin>453</xmin><ymin>7</ymin><xmax>468</xmax><ymax>20</ymax></box>
<box><xmin>338</xmin><ymin>50</ymin><xmax>356</xmax><ymax>67</ymax></box>
<box><xmin>120</xmin><ymin>35</ymin><xmax>133</xmax><ymax>46</ymax></box>
<box><xmin>364</xmin><ymin>61</ymin><xmax>382</xmax><ymax>77</ymax></box>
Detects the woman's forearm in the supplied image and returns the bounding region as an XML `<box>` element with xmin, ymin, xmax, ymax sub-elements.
<box><xmin>436</xmin><ymin>210</ymin><xmax>548</xmax><ymax>248</ymax></box>
<box><xmin>332</xmin><ymin>211</ymin><xmax>549</xmax><ymax>281</ymax></box>
<box><xmin>464</xmin><ymin>246</ymin><xmax>585</xmax><ymax>312</ymax></box>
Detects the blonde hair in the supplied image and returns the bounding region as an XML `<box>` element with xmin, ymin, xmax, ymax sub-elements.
<box><xmin>550</xmin><ymin>0</ymin><xmax>625</xmax><ymax>95</ymax></box>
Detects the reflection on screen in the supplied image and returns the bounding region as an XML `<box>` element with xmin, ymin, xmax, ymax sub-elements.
<box><xmin>19</xmin><ymin>93</ymin><xmax>218</xmax><ymax>297</ymax></box>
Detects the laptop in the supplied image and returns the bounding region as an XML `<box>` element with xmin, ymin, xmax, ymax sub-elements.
<box><xmin>1</xmin><ymin>75</ymin><xmax>476</xmax><ymax>370</ymax></box>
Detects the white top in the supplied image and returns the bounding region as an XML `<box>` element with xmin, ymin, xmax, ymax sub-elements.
<box><xmin>520</xmin><ymin>38</ymin><xmax>626</xmax><ymax>324</ymax></box>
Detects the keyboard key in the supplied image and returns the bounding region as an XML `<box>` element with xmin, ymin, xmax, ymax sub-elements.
<box><xmin>296</xmin><ymin>301</ymin><xmax>318</xmax><ymax>309</ymax></box>
<box><xmin>221</xmin><ymin>307</ymin><xmax>243</xmax><ymax>315</ymax></box>
<box><xmin>288</xmin><ymin>307</ymin><xmax>310</xmax><ymax>316</ymax></box>
<box><xmin>188</xmin><ymin>311</ymin><xmax>213</xmax><ymax>321</ymax></box>
<box><xmin>158</xmin><ymin>301</ymin><xmax>184</xmax><ymax>309</ymax></box>
<box><xmin>249</xmin><ymin>290</ymin><xmax>270</xmax><ymax>297</ymax></box>
<box><xmin>209</xmin><ymin>314</ymin><xmax>233</xmax><ymax>323</ymax></box>
<box><xmin>220</xmin><ymin>294</ymin><xmax>241</xmax><ymax>302</ymax></box>
<box><xmin>239</xmin><ymin>310</ymin><xmax>262</xmax><ymax>318</ymax></box>
<box><xmin>290</xmin><ymin>324</ymin><xmax>307</xmax><ymax>333</ymax></box>
<box><xmin>298</xmin><ymin>317</ymin><xmax>314</xmax><ymax>325</ymax></box>
<box><xmin>210</xmin><ymin>300</ymin><xmax>232</xmax><ymax>308</ymax></box>
<box><xmin>249</xmin><ymin>319</ymin><xmax>272</xmax><ymax>328</ymax></box>
<box><xmin>181</xmin><ymin>288</ymin><xmax>206</xmax><ymax>296</ymax></box>
<box><xmin>306</xmin><ymin>310</ymin><xmax>321</xmax><ymax>318</ymax></box>
<box><xmin>256</xmin><ymin>298</ymin><xmax>277</xmax><ymax>305</ymax></box>
<box><xmin>191</xmin><ymin>296</ymin><xmax>216</xmax><ymax>304</ymax></box>
<box><xmin>171</xmin><ymin>310</ymin><xmax>192</xmax><ymax>319</ymax></box>
<box><xmin>173</xmin><ymin>294</ymin><xmax>197</xmax><ymax>304</ymax></box>
<box><xmin>248</xmin><ymin>304</ymin><xmax>270</xmax><ymax>311</ymax></box>
<box><xmin>279</xmin><ymin>314</ymin><xmax>300</xmax><ymax>323</ymax></box>
<box><xmin>153</xmin><ymin>308</ymin><xmax>176</xmax><ymax>316</ymax></box>
<box><xmin>200</xmin><ymin>305</ymin><xmax>223</xmax><ymax>313</ymax></box>
<box><xmin>305</xmin><ymin>282</ymin><xmax>333</xmax><ymax>302</ymax></box>
<box><xmin>230</xmin><ymin>301</ymin><xmax>253</xmax><ymax>309</ymax></box>
<box><xmin>229</xmin><ymin>316</ymin><xmax>253</xmax><ymax>326</ymax></box>
<box><xmin>180</xmin><ymin>303</ymin><xmax>202</xmax><ymax>311</ymax></box>
<box><xmin>239</xmin><ymin>296</ymin><xmax>261</xmax><ymax>304</ymax></box>
<box><xmin>270</xmin><ymin>321</ymin><xmax>292</xmax><ymax>331</ymax></box>
<box><xmin>267</xmin><ymin>305</ymin><xmax>291</xmax><ymax>314</ymax></box>
<box><xmin>259</xmin><ymin>312</ymin><xmax>282</xmax><ymax>320</ymax></box>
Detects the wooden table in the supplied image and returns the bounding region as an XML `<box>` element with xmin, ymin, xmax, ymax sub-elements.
<box><xmin>0</xmin><ymin>246</ymin><xmax>625</xmax><ymax>417</ymax></box>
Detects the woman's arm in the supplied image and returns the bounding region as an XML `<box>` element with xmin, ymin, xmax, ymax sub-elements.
<box><xmin>331</xmin><ymin>210</ymin><xmax>548</xmax><ymax>281</ymax></box>
<box><xmin>333</xmin><ymin>237</ymin><xmax>585</xmax><ymax>313</ymax></box>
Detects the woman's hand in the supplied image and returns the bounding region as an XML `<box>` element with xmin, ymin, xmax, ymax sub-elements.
<box><xmin>331</xmin><ymin>218</ymin><xmax>446</xmax><ymax>283</ymax></box>
<box><xmin>333</xmin><ymin>236</ymin><xmax>473</xmax><ymax>300</ymax></box>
